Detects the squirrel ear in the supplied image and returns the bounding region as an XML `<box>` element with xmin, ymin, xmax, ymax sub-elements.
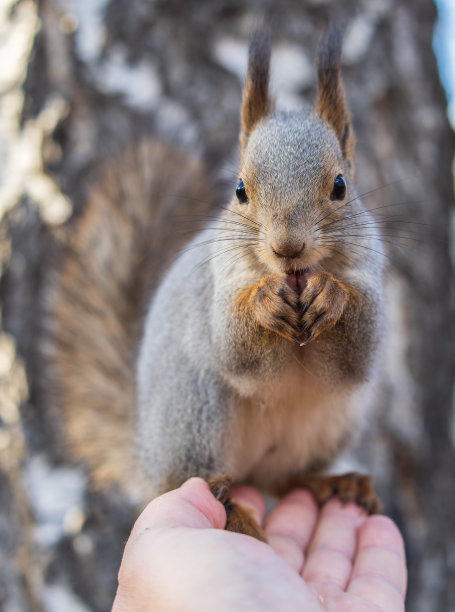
<box><xmin>315</xmin><ymin>27</ymin><xmax>355</xmax><ymax>169</ymax></box>
<box><xmin>240</xmin><ymin>26</ymin><xmax>272</xmax><ymax>155</ymax></box>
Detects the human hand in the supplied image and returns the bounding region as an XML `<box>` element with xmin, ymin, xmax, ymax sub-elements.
<box><xmin>112</xmin><ymin>478</ymin><xmax>406</xmax><ymax>611</ymax></box>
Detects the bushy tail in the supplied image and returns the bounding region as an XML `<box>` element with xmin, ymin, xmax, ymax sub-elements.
<box><xmin>41</xmin><ymin>139</ymin><xmax>214</xmax><ymax>500</ymax></box>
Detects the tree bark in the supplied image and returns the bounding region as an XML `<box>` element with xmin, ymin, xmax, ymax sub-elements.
<box><xmin>0</xmin><ymin>0</ymin><xmax>454</xmax><ymax>609</ymax></box>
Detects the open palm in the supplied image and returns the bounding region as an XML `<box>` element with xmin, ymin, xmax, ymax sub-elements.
<box><xmin>113</xmin><ymin>478</ymin><xmax>406</xmax><ymax>611</ymax></box>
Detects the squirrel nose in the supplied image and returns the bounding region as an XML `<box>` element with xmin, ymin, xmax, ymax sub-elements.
<box><xmin>271</xmin><ymin>242</ymin><xmax>305</xmax><ymax>259</ymax></box>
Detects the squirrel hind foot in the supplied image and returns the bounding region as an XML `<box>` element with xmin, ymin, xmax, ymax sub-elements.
<box><xmin>208</xmin><ymin>474</ymin><xmax>267</xmax><ymax>542</ymax></box>
<box><xmin>284</xmin><ymin>471</ymin><xmax>382</xmax><ymax>516</ymax></box>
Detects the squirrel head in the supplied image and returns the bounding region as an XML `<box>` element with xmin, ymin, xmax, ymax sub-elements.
<box><xmin>235</xmin><ymin>27</ymin><xmax>358</xmax><ymax>275</ymax></box>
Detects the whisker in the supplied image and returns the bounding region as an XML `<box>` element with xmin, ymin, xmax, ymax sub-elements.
<box><xmin>175</xmin><ymin>218</ymin><xmax>260</xmax><ymax>234</ymax></box>
<box><xmin>219</xmin><ymin>205</ymin><xmax>264</xmax><ymax>229</ymax></box>
<box><xmin>322</xmin><ymin>238</ymin><xmax>391</xmax><ymax>264</ymax></box>
<box><xmin>313</xmin><ymin>243</ymin><xmax>357</xmax><ymax>268</ymax></box>
<box><xmin>219</xmin><ymin>246</ymin><xmax>258</xmax><ymax>275</ymax></box>
<box><xmin>190</xmin><ymin>242</ymin><xmax>259</xmax><ymax>275</ymax></box>
<box><xmin>354</xmin><ymin>175</ymin><xmax>418</xmax><ymax>202</ymax></box>
<box><xmin>181</xmin><ymin>236</ymin><xmax>259</xmax><ymax>255</ymax></box>
<box><xmin>174</xmin><ymin>228</ymin><xmax>259</xmax><ymax>241</ymax></box>
<box><xmin>315</xmin><ymin>200</ymin><xmax>420</xmax><ymax>233</ymax></box>
<box><xmin>327</xmin><ymin>218</ymin><xmax>429</xmax><ymax>231</ymax></box>
<box><xmin>291</xmin><ymin>352</ymin><xmax>317</xmax><ymax>378</ymax></box>
<box><xmin>177</xmin><ymin>213</ymin><xmax>258</xmax><ymax>227</ymax></box>
<box><xmin>323</xmin><ymin>229</ymin><xmax>443</xmax><ymax>246</ymax></box>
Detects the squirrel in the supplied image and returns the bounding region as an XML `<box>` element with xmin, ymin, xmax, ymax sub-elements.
<box><xmin>42</xmin><ymin>26</ymin><xmax>385</xmax><ymax>539</ymax></box>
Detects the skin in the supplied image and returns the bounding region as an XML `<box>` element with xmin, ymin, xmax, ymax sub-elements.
<box><xmin>112</xmin><ymin>478</ymin><xmax>406</xmax><ymax>611</ymax></box>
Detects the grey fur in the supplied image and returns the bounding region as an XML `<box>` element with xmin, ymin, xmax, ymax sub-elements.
<box><xmin>137</xmin><ymin>105</ymin><xmax>385</xmax><ymax>494</ymax></box>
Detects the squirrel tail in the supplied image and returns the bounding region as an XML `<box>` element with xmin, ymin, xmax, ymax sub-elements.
<box><xmin>41</xmin><ymin>139</ymin><xmax>214</xmax><ymax>499</ymax></box>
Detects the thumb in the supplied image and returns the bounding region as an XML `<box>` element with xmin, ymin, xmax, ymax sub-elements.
<box><xmin>129</xmin><ymin>477</ymin><xmax>227</xmax><ymax>543</ymax></box>
<box><xmin>113</xmin><ymin>479</ymin><xmax>226</xmax><ymax>611</ymax></box>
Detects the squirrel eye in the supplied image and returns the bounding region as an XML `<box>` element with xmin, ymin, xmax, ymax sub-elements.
<box><xmin>235</xmin><ymin>180</ymin><xmax>248</xmax><ymax>204</ymax></box>
<box><xmin>330</xmin><ymin>174</ymin><xmax>346</xmax><ymax>200</ymax></box>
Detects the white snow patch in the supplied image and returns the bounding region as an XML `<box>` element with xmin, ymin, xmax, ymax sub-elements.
<box><xmin>271</xmin><ymin>43</ymin><xmax>313</xmax><ymax>93</ymax></box>
<box><xmin>213</xmin><ymin>37</ymin><xmax>247</xmax><ymax>81</ymax></box>
<box><xmin>0</xmin><ymin>93</ymin><xmax>72</xmax><ymax>223</ymax></box>
<box><xmin>25</xmin><ymin>455</ymin><xmax>86</xmax><ymax>547</ymax></box>
<box><xmin>95</xmin><ymin>44</ymin><xmax>162</xmax><ymax>110</ymax></box>
<box><xmin>42</xmin><ymin>584</ymin><xmax>92</xmax><ymax>612</ymax></box>
<box><xmin>0</xmin><ymin>0</ymin><xmax>40</xmax><ymax>217</ymax></box>
<box><xmin>58</xmin><ymin>2</ymin><xmax>161</xmax><ymax>109</ymax></box>
<box><xmin>213</xmin><ymin>37</ymin><xmax>312</xmax><ymax>95</ymax></box>
<box><xmin>0</xmin><ymin>0</ymin><xmax>39</xmax><ymax>91</ymax></box>
<box><xmin>343</xmin><ymin>14</ymin><xmax>377</xmax><ymax>65</ymax></box>
<box><xmin>59</xmin><ymin>0</ymin><xmax>109</xmax><ymax>64</ymax></box>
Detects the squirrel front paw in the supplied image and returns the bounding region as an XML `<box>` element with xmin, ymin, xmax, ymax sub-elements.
<box><xmin>298</xmin><ymin>271</ymin><xmax>349</xmax><ymax>345</ymax></box>
<box><xmin>250</xmin><ymin>274</ymin><xmax>301</xmax><ymax>343</ymax></box>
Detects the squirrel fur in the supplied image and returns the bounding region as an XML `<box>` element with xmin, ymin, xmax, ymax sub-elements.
<box><xmin>43</xmin><ymin>27</ymin><xmax>385</xmax><ymax>512</ymax></box>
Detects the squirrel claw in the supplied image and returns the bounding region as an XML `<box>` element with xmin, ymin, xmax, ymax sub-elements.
<box><xmin>208</xmin><ymin>474</ymin><xmax>234</xmax><ymax>504</ymax></box>
<box><xmin>296</xmin><ymin>329</ymin><xmax>313</xmax><ymax>347</ymax></box>
<box><xmin>299</xmin><ymin>302</ymin><xmax>309</xmax><ymax>315</ymax></box>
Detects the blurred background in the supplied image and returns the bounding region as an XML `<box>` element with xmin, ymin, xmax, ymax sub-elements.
<box><xmin>0</xmin><ymin>0</ymin><xmax>454</xmax><ymax>610</ymax></box>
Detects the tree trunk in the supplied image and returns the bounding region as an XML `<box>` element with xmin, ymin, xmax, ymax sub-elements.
<box><xmin>1</xmin><ymin>0</ymin><xmax>454</xmax><ymax>609</ymax></box>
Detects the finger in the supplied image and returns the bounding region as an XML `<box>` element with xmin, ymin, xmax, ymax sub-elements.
<box><xmin>302</xmin><ymin>498</ymin><xmax>366</xmax><ymax>593</ymax></box>
<box><xmin>263</xmin><ymin>490</ymin><xmax>318</xmax><ymax>573</ymax></box>
<box><xmin>231</xmin><ymin>484</ymin><xmax>266</xmax><ymax>526</ymax></box>
<box><xmin>347</xmin><ymin>515</ymin><xmax>407</xmax><ymax>610</ymax></box>
<box><xmin>130</xmin><ymin>477</ymin><xmax>226</xmax><ymax>541</ymax></box>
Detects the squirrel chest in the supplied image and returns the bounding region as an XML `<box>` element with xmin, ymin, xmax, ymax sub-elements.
<box><xmin>224</xmin><ymin>356</ymin><xmax>365</xmax><ymax>491</ymax></box>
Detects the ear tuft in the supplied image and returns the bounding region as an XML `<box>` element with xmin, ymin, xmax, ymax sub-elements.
<box><xmin>316</xmin><ymin>27</ymin><xmax>355</xmax><ymax>167</ymax></box>
<box><xmin>240</xmin><ymin>26</ymin><xmax>272</xmax><ymax>154</ymax></box>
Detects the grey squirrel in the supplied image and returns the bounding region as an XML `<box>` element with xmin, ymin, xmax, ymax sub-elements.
<box><xmin>43</xmin><ymin>26</ymin><xmax>385</xmax><ymax>537</ymax></box>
